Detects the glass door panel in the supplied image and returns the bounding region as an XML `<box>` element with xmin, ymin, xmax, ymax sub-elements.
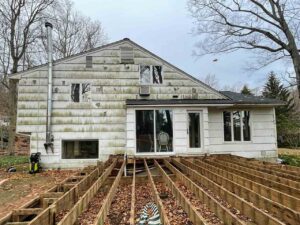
<box><xmin>188</xmin><ymin>112</ymin><xmax>201</xmax><ymax>148</ymax></box>
<box><xmin>136</xmin><ymin>110</ymin><xmax>154</xmax><ymax>153</ymax></box>
<box><xmin>156</xmin><ymin>110</ymin><xmax>173</xmax><ymax>152</ymax></box>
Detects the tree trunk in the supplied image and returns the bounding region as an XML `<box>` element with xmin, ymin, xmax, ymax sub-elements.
<box><xmin>290</xmin><ymin>50</ymin><xmax>300</xmax><ymax>98</ymax></box>
<box><xmin>7</xmin><ymin>79</ymin><xmax>18</xmax><ymax>155</ymax></box>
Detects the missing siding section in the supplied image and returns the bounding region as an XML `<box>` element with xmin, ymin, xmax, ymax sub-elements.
<box><xmin>86</xmin><ymin>56</ymin><xmax>93</xmax><ymax>68</ymax></box>
<box><xmin>120</xmin><ymin>47</ymin><xmax>134</xmax><ymax>64</ymax></box>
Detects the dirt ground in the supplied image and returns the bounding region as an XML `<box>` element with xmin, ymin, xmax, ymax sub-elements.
<box><xmin>0</xmin><ymin>164</ymin><xmax>75</xmax><ymax>218</ymax></box>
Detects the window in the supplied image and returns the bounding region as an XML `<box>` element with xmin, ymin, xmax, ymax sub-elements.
<box><xmin>62</xmin><ymin>140</ymin><xmax>98</xmax><ymax>159</ymax></box>
<box><xmin>71</xmin><ymin>83</ymin><xmax>91</xmax><ymax>102</ymax></box>
<box><xmin>136</xmin><ymin>109</ymin><xmax>173</xmax><ymax>153</ymax></box>
<box><xmin>140</xmin><ymin>65</ymin><xmax>151</xmax><ymax>84</ymax></box>
<box><xmin>86</xmin><ymin>56</ymin><xmax>93</xmax><ymax>68</ymax></box>
<box><xmin>223</xmin><ymin>111</ymin><xmax>251</xmax><ymax>142</ymax></box>
<box><xmin>223</xmin><ymin>111</ymin><xmax>232</xmax><ymax>141</ymax></box>
<box><xmin>140</xmin><ymin>65</ymin><xmax>163</xmax><ymax>85</ymax></box>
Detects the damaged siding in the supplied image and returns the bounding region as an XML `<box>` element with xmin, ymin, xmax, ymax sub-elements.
<box><xmin>16</xmin><ymin>41</ymin><xmax>224</xmax><ymax>167</ymax></box>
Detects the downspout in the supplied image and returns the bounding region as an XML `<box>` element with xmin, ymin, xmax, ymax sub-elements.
<box><xmin>44</xmin><ymin>22</ymin><xmax>54</xmax><ymax>153</ymax></box>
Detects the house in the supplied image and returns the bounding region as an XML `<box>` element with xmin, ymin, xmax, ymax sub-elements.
<box><xmin>10</xmin><ymin>35</ymin><xmax>284</xmax><ymax>168</ymax></box>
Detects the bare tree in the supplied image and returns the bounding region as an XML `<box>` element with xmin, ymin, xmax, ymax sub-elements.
<box><xmin>0</xmin><ymin>0</ymin><xmax>54</xmax><ymax>155</ymax></box>
<box><xmin>188</xmin><ymin>0</ymin><xmax>300</xmax><ymax>96</ymax></box>
<box><xmin>39</xmin><ymin>0</ymin><xmax>107</xmax><ymax>60</ymax></box>
<box><xmin>202</xmin><ymin>74</ymin><xmax>220</xmax><ymax>89</ymax></box>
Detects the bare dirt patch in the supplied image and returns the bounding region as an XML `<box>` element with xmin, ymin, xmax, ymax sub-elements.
<box><xmin>0</xmin><ymin>168</ymin><xmax>75</xmax><ymax>218</ymax></box>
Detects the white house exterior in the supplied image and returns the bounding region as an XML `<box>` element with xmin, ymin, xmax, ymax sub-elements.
<box><xmin>10</xmin><ymin>38</ymin><xmax>283</xmax><ymax>168</ymax></box>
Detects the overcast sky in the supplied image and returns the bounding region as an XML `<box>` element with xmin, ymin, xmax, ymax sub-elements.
<box><xmin>73</xmin><ymin>0</ymin><xmax>290</xmax><ymax>91</ymax></box>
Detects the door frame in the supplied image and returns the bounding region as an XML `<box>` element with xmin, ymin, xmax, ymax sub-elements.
<box><xmin>134</xmin><ymin>108</ymin><xmax>175</xmax><ymax>155</ymax></box>
<box><xmin>187</xmin><ymin>110</ymin><xmax>204</xmax><ymax>152</ymax></box>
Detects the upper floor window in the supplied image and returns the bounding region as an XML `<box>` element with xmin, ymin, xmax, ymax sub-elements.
<box><xmin>86</xmin><ymin>56</ymin><xmax>93</xmax><ymax>68</ymax></box>
<box><xmin>223</xmin><ymin>111</ymin><xmax>251</xmax><ymax>142</ymax></box>
<box><xmin>140</xmin><ymin>65</ymin><xmax>163</xmax><ymax>85</ymax></box>
<box><xmin>71</xmin><ymin>83</ymin><xmax>91</xmax><ymax>102</ymax></box>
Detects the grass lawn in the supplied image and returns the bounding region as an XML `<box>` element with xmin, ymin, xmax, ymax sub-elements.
<box><xmin>279</xmin><ymin>154</ymin><xmax>300</xmax><ymax>167</ymax></box>
<box><xmin>0</xmin><ymin>155</ymin><xmax>29</xmax><ymax>169</ymax></box>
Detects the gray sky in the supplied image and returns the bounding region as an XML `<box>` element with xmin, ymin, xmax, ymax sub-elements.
<box><xmin>73</xmin><ymin>0</ymin><xmax>290</xmax><ymax>91</ymax></box>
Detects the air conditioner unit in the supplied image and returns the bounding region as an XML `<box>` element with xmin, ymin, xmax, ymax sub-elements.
<box><xmin>139</xmin><ymin>86</ymin><xmax>150</xmax><ymax>96</ymax></box>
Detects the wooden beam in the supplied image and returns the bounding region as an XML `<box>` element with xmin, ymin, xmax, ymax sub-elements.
<box><xmin>57</xmin><ymin>159</ymin><xmax>117</xmax><ymax>225</ymax></box>
<box><xmin>202</xmin><ymin>158</ymin><xmax>300</xmax><ymax>198</ymax></box>
<box><xmin>144</xmin><ymin>159</ymin><xmax>170</xmax><ymax>225</ymax></box>
<box><xmin>174</xmin><ymin>159</ymin><xmax>300</xmax><ymax>225</ymax></box>
<box><xmin>226</xmin><ymin>155</ymin><xmax>300</xmax><ymax>175</ymax></box>
<box><xmin>153</xmin><ymin>160</ymin><xmax>209</xmax><ymax>225</ymax></box>
<box><xmin>212</xmin><ymin>156</ymin><xmax>300</xmax><ymax>187</ymax></box>
<box><xmin>12</xmin><ymin>208</ymin><xmax>43</xmax><ymax>216</ymax></box>
<box><xmin>163</xmin><ymin>159</ymin><xmax>245</xmax><ymax>225</ymax></box>
<box><xmin>93</xmin><ymin>160</ymin><xmax>126</xmax><ymax>225</ymax></box>
<box><xmin>40</xmin><ymin>192</ymin><xmax>64</xmax><ymax>199</ymax></box>
<box><xmin>129</xmin><ymin>160</ymin><xmax>136</xmax><ymax>225</ymax></box>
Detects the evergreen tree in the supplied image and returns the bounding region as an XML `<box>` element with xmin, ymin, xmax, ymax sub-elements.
<box><xmin>241</xmin><ymin>85</ymin><xmax>253</xmax><ymax>96</ymax></box>
<box><xmin>263</xmin><ymin>72</ymin><xmax>298</xmax><ymax>146</ymax></box>
<box><xmin>263</xmin><ymin>72</ymin><xmax>294</xmax><ymax>114</ymax></box>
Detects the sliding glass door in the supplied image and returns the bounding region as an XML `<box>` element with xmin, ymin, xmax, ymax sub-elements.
<box><xmin>136</xmin><ymin>109</ymin><xmax>173</xmax><ymax>153</ymax></box>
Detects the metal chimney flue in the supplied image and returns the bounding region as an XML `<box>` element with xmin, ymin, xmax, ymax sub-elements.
<box><xmin>44</xmin><ymin>22</ymin><xmax>54</xmax><ymax>153</ymax></box>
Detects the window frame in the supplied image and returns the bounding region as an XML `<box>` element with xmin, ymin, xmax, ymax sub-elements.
<box><xmin>223</xmin><ymin>110</ymin><xmax>252</xmax><ymax>143</ymax></box>
<box><xmin>139</xmin><ymin>65</ymin><xmax>163</xmax><ymax>85</ymax></box>
<box><xmin>70</xmin><ymin>83</ymin><xmax>92</xmax><ymax>103</ymax></box>
<box><xmin>61</xmin><ymin>139</ymin><xmax>99</xmax><ymax>159</ymax></box>
<box><xmin>135</xmin><ymin>108</ymin><xmax>174</xmax><ymax>154</ymax></box>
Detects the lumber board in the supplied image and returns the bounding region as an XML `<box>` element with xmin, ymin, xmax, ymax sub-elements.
<box><xmin>178</xmin><ymin>159</ymin><xmax>285</xmax><ymax>225</ymax></box>
<box><xmin>163</xmin><ymin>159</ymin><xmax>245</xmax><ymax>225</ymax></box>
<box><xmin>93</xmin><ymin>160</ymin><xmax>126</xmax><ymax>225</ymax></box>
<box><xmin>173</xmin><ymin>159</ymin><xmax>300</xmax><ymax>225</ymax></box>
<box><xmin>144</xmin><ymin>159</ymin><xmax>171</xmax><ymax>225</ymax></box>
<box><xmin>228</xmin><ymin>155</ymin><xmax>300</xmax><ymax>175</ymax></box>
<box><xmin>153</xmin><ymin>160</ymin><xmax>209</xmax><ymax>225</ymax></box>
<box><xmin>28</xmin><ymin>164</ymin><xmax>104</xmax><ymax>225</ymax></box>
<box><xmin>204</xmin><ymin>158</ymin><xmax>300</xmax><ymax>198</ymax></box>
<box><xmin>193</xmin><ymin>158</ymin><xmax>300</xmax><ymax>211</ymax></box>
<box><xmin>129</xmin><ymin>160</ymin><xmax>136</xmax><ymax>225</ymax></box>
<box><xmin>57</xmin><ymin>159</ymin><xmax>117</xmax><ymax>225</ymax></box>
<box><xmin>215</xmin><ymin>156</ymin><xmax>300</xmax><ymax>187</ymax></box>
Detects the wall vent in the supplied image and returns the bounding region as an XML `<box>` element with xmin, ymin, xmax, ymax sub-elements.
<box><xmin>139</xmin><ymin>86</ymin><xmax>150</xmax><ymax>96</ymax></box>
<box><xmin>120</xmin><ymin>47</ymin><xmax>134</xmax><ymax>64</ymax></box>
<box><xmin>86</xmin><ymin>56</ymin><xmax>93</xmax><ymax>68</ymax></box>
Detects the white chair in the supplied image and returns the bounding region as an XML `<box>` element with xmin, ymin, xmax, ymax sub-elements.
<box><xmin>158</xmin><ymin>132</ymin><xmax>169</xmax><ymax>152</ymax></box>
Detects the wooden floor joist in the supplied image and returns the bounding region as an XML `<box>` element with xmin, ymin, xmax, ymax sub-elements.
<box><xmin>144</xmin><ymin>159</ymin><xmax>170</xmax><ymax>225</ymax></box>
<box><xmin>93</xmin><ymin>160</ymin><xmax>126</xmax><ymax>225</ymax></box>
<box><xmin>129</xmin><ymin>160</ymin><xmax>136</xmax><ymax>225</ymax></box>
<box><xmin>27</xmin><ymin>163</ymin><xmax>105</xmax><ymax>225</ymax></box>
<box><xmin>190</xmin><ymin>158</ymin><xmax>300</xmax><ymax>212</ymax></box>
<box><xmin>163</xmin><ymin>159</ymin><xmax>246</xmax><ymax>225</ymax></box>
<box><xmin>213</xmin><ymin>156</ymin><xmax>300</xmax><ymax>188</ymax></box>
<box><xmin>172</xmin><ymin>159</ymin><xmax>300</xmax><ymax>225</ymax></box>
<box><xmin>203</xmin><ymin>158</ymin><xmax>300</xmax><ymax>198</ymax></box>
<box><xmin>226</xmin><ymin>155</ymin><xmax>300</xmax><ymax>175</ymax></box>
<box><xmin>153</xmin><ymin>159</ymin><xmax>209</xmax><ymax>225</ymax></box>
<box><xmin>177</xmin><ymin>159</ymin><xmax>286</xmax><ymax>225</ymax></box>
<box><xmin>57</xmin><ymin>159</ymin><xmax>117</xmax><ymax>225</ymax></box>
<box><xmin>221</xmin><ymin>155</ymin><xmax>300</xmax><ymax>180</ymax></box>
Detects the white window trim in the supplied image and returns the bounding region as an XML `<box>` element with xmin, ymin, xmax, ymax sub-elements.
<box><xmin>223</xmin><ymin>110</ymin><xmax>252</xmax><ymax>143</ymax></box>
<box><xmin>139</xmin><ymin>65</ymin><xmax>164</xmax><ymax>85</ymax></box>
<box><xmin>70</xmin><ymin>83</ymin><xmax>92</xmax><ymax>103</ymax></box>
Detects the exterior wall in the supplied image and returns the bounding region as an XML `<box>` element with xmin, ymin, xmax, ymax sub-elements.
<box><xmin>207</xmin><ymin>107</ymin><xmax>277</xmax><ymax>159</ymax></box>
<box><xmin>15</xmin><ymin>40</ymin><xmax>223</xmax><ymax>168</ymax></box>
